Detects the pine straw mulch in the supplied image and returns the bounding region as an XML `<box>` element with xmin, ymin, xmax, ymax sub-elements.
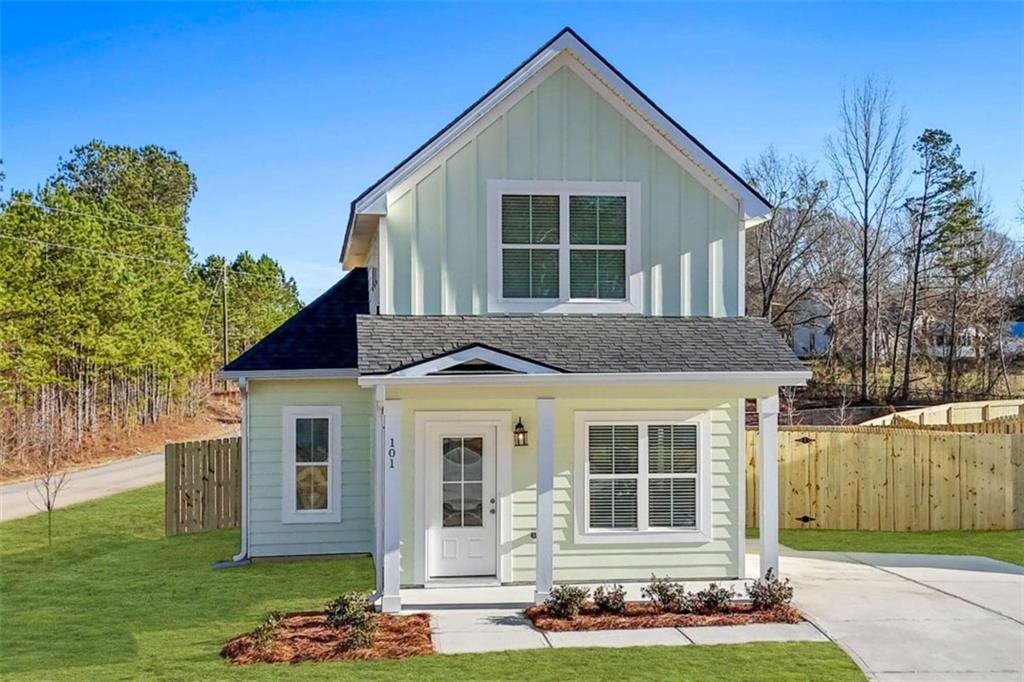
<box><xmin>524</xmin><ymin>602</ymin><xmax>802</xmax><ymax>632</ymax></box>
<box><xmin>221</xmin><ymin>611</ymin><xmax>433</xmax><ymax>664</ymax></box>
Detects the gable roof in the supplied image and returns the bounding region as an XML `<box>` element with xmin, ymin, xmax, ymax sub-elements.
<box><xmin>221</xmin><ymin>268</ymin><xmax>367</xmax><ymax>374</ymax></box>
<box><xmin>341</xmin><ymin>27</ymin><xmax>772</xmax><ymax>268</ymax></box>
<box><xmin>357</xmin><ymin>314</ymin><xmax>807</xmax><ymax>376</ymax></box>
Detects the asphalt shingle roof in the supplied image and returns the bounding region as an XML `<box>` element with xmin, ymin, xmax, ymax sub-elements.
<box><xmin>222</xmin><ymin>268</ymin><xmax>367</xmax><ymax>372</ymax></box>
<box><xmin>357</xmin><ymin>314</ymin><xmax>807</xmax><ymax>376</ymax></box>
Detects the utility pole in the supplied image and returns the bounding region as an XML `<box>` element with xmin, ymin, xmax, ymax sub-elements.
<box><xmin>221</xmin><ymin>262</ymin><xmax>229</xmax><ymax>390</ymax></box>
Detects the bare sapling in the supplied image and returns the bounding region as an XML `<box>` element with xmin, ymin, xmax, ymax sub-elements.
<box><xmin>30</xmin><ymin>447</ymin><xmax>69</xmax><ymax>547</ymax></box>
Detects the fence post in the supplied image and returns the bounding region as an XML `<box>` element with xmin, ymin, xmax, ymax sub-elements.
<box><xmin>164</xmin><ymin>443</ymin><xmax>177</xmax><ymax>537</ymax></box>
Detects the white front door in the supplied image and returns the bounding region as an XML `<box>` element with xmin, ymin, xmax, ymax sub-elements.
<box><xmin>427</xmin><ymin>423</ymin><xmax>497</xmax><ymax>578</ymax></box>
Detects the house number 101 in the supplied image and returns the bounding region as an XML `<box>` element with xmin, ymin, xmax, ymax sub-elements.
<box><xmin>387</xmin><ymin>438</ymin><xmax>396</xmax><ymax>469</ymax></box>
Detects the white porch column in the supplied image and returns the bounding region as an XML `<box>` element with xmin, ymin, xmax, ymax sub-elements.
<box><xmin>535</xmin><ymin>397</ymin><xmax>555</xmax><ymax>604</ymax></box>
<box><xmin>381</xmin><ymin>399</ymin><xmax>402</xmax><ymax>613</ymax></box>
<box><xmin>757</xmin><ymin>394</ymin><xmax>780</xmax><ymax>578</ymax></box>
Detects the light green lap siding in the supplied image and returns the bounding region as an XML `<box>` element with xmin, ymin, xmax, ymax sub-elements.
<box><xmin>390</xmin><ymin>385</ymin><xmax>752</xmax><ymax>585</ymax></box>
<box><xmin>246</xmin><ymin>379</ymin><xmax>374</xmax><ymax>558</ymax></box>
<box><xmin>382</xmin><ymin>64</ymin><xmax>740</xmax><ymax>316</ymax></box>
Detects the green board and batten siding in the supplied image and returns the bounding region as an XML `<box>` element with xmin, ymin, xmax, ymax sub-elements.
<box><xmin>383</xmin><ymin>64</ymin><xmax>741</xmax><ymax>317</ymax></box>
<box><xmin>246</xmin><ymin>380</ymin><xmax>374</xmax><ymax>558</ymax></box>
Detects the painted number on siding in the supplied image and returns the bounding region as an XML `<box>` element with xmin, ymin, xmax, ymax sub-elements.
<box><xmin>388</xmin><ymin>438</ymin><xmax>396</xmax><ymax>469</ymax></box>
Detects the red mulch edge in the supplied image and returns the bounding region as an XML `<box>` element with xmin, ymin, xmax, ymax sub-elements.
<box><xmin>221</xmin><ymin>611</ymin><xmax>433</xmax><ymax>664</ymax></box>
<box><xmin>524</xmin><ymin>602</ymin><xmax>802</xmax><ymax>632</ymax></box>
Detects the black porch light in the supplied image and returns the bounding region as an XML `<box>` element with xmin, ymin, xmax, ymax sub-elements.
<box><xmin>513</xmin><ymin>417</ymin><xmax>528</xmax><ymax>447</ymax></box>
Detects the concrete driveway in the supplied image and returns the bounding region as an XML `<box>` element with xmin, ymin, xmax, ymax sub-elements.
<box><xmin>0</xmin><ymin>453</ymin><xmax>165</xmax><ymax>522</ymax></box>
<box><xmin>761</xmin><ymin>545</ymin><xmax>1024</xmax><ymax>681</ymax></box>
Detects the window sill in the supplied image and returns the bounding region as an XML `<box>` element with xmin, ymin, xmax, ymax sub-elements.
<box><xmin>281</xmin><ymin>510</ymin><xmax>341</xmax><ymax>525</ymax></box>
<box><xmin>488</xmin><ymin>299</ymin><xmax>641</xmax><ymax>314</ymax></box>
<box><xmin>572</xmin><ymin>528</ymin><xmax>712</xmax><ymax>545</ymax></box>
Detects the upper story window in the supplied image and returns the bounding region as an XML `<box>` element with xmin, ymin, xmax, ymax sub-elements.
<box><xmin>488</xmin><ymin>180</ymin><xmax>641</xmax><ymax>313</ymax></box>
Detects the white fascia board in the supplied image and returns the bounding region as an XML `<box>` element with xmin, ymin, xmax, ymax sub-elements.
<box><xmin>390</xmin><ymin>345</ymin><xmax>560</xmax><ymax>377</ymax></box>
<box><xmin>220</xmin><ymin>368</ymin><xmax>360</xmax><ymax>381</ymax></box>
<box><xmin>358</xmin><ymin>370</ymin><xmax>812</xmax><ymax>389</ymax></box>
<box><xmin>343</xmin><ymin>30</ymin><xmax>772</xmax><ymax>264</ymax></box>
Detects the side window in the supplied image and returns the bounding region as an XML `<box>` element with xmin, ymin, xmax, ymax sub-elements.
<box><xmin>501</xmin><ymin>195</ymin><xmax>560</xmax><ymax>299</ymax></box>
<box><xmin>569</xmin><ymin>196</ymin><xmax>627</xmax><ymax>300</ymax></box>
<box><xmin>282</xmin><ymin>406</ymin><xmax>341</xmax><ymax>523</ymax></box>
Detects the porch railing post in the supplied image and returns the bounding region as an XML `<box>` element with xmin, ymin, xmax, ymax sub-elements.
<box><xmin>535</xmin><ymin>397</ymin><xmax>555</xmax><ymax>604</ymax></box>
<box><xmin>381</xmin><ymin>398</ymin><xmax>403</xmax><ymax>613</ymax></box>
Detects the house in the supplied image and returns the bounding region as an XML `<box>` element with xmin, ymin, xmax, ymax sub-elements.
<box><xmin>221</xmin><ymin>28</ymin><xmax>810</xmax><ymax>613</ymax></box>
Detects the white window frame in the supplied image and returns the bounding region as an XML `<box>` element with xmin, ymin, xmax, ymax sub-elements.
<box><xmin>573</xmin><ymin>410</ymin><xmax>712</xmax><ymax>544</ymax></box>
<box><xmin>487</xmin><ymin>179</ymin><xmax>642</xmax><ymax>313</ymax></box>
<box><xmin>281</xmin><ymin>405</ymin><xmax>343</xmax><ymax>524</ymax></box>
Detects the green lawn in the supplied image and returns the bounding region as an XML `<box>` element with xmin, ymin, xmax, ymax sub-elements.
<box><xmin>747</xmin><ymin>527</ymin><xmax>1024</xmax><ymax>566</ymax></box>
<box><xmin>1</xmin><ymin>486</ymin><xmax>864</xmax><ymax>681</ymax></box>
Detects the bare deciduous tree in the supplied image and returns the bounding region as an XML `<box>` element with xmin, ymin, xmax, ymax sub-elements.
<box><xmin>826</xmin><ymin>78</ymin><xmax>906</xmax><ymax>402</ymax></box>
<box><xmin>30</xmin><ymin>447</ymin><xmax>69</xmax><ymax>547</ymax></box>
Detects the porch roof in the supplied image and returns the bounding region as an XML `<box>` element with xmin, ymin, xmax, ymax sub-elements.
<box><xmin>357</xmin><ymin>314</ymin><xmax>807</xmax><ymax>376</ymax></box>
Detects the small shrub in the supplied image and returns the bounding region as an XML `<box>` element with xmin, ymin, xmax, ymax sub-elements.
<box><xmin>693</xmin><ymin>583</ymin><xmax>736</xmax><ymax>614</ymax></box>
<box><xmin>641</xmin><ymin>575</ymin><xmax>694</xmax><ymax>613</ymax></box>
<box><xmin>325</xmin><ymin>592</ymin><xmax>377</xmax><ymax>649</ymax></box>
<box><xmin>747</xmin><ymin>568</ymin><xmax>794</xmax><ymax>610</ymax></box>
<box><xmin>593</xmin><ymin>584</ymin><xmax>626</xmax><ymax>614</ymax></box>
<box><xmin>250</xmin><ymin>611</ymin><xmax>283</xmax><ymax>652</ymax></box>
<box><xmin>544</xmin><ymin>585</ymin><xmax>591</xmax><ymax>619</ymax></box>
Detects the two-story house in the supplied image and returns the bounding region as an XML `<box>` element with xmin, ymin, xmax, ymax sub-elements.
<box><xmin>221</xmin><ymin>28</ymin><xmax>809</xmax><ymax>613</ymax></box>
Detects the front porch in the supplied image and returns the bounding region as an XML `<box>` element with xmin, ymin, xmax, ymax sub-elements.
<box><xmin>366</xmin><ymin>378</ymin><xmax>787</xmax><ymax>614</ymax></box>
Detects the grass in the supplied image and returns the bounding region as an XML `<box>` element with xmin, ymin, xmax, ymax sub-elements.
<box><xmin>1</xmin><ymin>486</ymin><xmax>865</xmax><ymax>681</ymax></box>
<box><xmin>747</xmin><ymin>527</ymin><xmax>1024</xmax><ymax>567</ymax></box>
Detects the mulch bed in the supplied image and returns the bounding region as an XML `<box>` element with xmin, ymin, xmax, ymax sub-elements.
<box><xmin>221</xmin><ymin>611</ymin><xmax>433</xmax><ymax>664</ymax></box>
<box><xmin>524</xmin><ymin>602</ymin><xmax>802</xmax><ymax>632</ymax></box>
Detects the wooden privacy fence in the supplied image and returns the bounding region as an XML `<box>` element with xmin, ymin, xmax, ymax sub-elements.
<box><xmin>863</xmin><ymin>399</ymin><xmax>1024</xmax><ymax>426</ymax></box>
<box><xmin>165</xmin><ymin>437</ymin><xmax>241</xmax><ymax>536</ymax></box>
<box><xmin>746</xmin><ymin>426</ymin><xmax>1024</xmax><ymax>531</ymax></box>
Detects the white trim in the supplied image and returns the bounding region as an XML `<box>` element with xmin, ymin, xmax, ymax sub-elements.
<box><xmin>381</xmin><ymin>399</ymin><xmax>403</xmax><ymax>613</ymax></box>
<box><xmin>735</xmin><ymin>398</ymin><xmax>747</xmax><ymax>579</ymax></box>
<box><xmin>535</xmin><ymin>398</ymin><xmax>555</xmax><ymax>603</ymax></box>
<box><xmin>572</xmin><ymin>410</ymin><xmax>712</xmax><ymax>545</ymax></box>
<box><xmin>757</xmin><ymin>395</ymin><xmax>780</xmax><ymax>578</ymax></box>
<box><xmin>413</xmin><ymin>411</ymin><xmax>513</xmax><ymax>586</ymax></box>
<box><xmin>373</xmin><ymin>385</ymin><xmax>386</xmax><ymax>601</ymax></box>
<box><xmin>486</xmin><ymin>179</ymin><xmax>642</xmax><ymax>314</ymax></box>
<box><xmin>360</xmin><ymin>370</ymin><xmax>812</xmax><ymax>389</ymax></box>
<box><xmin>392</xmin><ymin>345</ymin><xmax>560</xmax><ymax>377</ymax></box>
<box><xmin>221</xmin><ymin>368</ymin><xmax>359</xmax><ymax>380</ymax></box>
<box><xmin>281</xmin><ymin>406</ymin><xmax>343</xmax><ymax>524</ymax></box>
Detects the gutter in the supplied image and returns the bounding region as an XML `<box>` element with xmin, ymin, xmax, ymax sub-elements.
<box><xmin>232</xmin><ymin>377</ymin><xmax>250</xmax><ymax>563</ymax></box>
<box><xmin>358</xmin><ymin>370</ymin><xmax>813</xmax><ymax>389</ymax></box>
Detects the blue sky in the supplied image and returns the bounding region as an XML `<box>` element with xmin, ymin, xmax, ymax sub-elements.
<box><xmin>4</xmin><ymin>2</ymin><xmax>1022</xmax><ymax>302</ymax></box>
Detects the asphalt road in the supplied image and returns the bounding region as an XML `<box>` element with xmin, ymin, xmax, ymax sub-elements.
<box><xmin>0</xmin><ymin>453</ymin><xmax>165</xmax><ymax>522</ymax></box>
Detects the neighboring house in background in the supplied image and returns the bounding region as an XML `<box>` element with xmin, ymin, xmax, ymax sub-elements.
<box><xmin>221</xmin><ymin>28</ymin><xmax>809</xmax><ymax>613</ymax></box>
<box><xmin>788</xmin><ymin>297</ymin><xmax>831</xmax><ymax>359</ymax></box>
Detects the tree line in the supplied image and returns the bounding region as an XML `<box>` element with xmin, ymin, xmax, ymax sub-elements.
<box><xmin>0</xmin><ymin>141</ymin><xmax>303</xmax><ymax>476</ymax></box>
<box><xmin>745</xmin><ymin>78</ymin><xmax>1024</xmax><ymax>403</ymax></box>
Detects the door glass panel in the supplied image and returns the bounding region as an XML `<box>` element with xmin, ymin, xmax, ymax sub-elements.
<box><xmin>442</xmin><ymin>438</ymin><xmax>462</xmax><ymax>482</ymax></box>
<box><xmin>440</xmin><ymin>436</ymin><xmax>487</xmax><ymax>528</ymax></box>
<box><xmin>442</xmin><ymin>483</ymin><xmax>462</xmax><ymax>527</ymax></box>
<box><xmin>462</xmin><ymin>483</ymin><xmax>483</xmax><ymax>527</ymax></box>
<box><xmin>462</xmin><ymin>437</ymin><xmax>483</xmax><ymax>481</ymax></box>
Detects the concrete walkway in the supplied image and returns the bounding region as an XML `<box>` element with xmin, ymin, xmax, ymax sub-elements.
<box><xmin>0</xmin><ymin>453</ymin><xmax>165</xmax><ymax>522</ymax></box>
<box><xmin>402</xmin><ymin>547</ymin><xmax>1024</xmax><ymax>680</ymax></box>
<box><xmin>767</xmin><ymin>546</ymin><xmax>1024</xmax><ymax>682</ymax></box>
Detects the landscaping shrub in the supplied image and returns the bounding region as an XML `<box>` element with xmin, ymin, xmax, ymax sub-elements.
<box><xmin>693</xmin><ymin>583</ymin><xmax>736</xmax><ymax>614</ymax></box>
<box><xmin>593</xmin><ymin>584</ymin><xmax>626</xmax><ymax>614</ymax></box>
<box><xmin>747</xmin><ymin>568</ymin><xmax>794</xmax><ymax>610</ymax></box>
<box><xmin>325</xmin><ymin>592</ymin><xmax>378</xmax><ymax>648</ymax></box>
<box><xmin>250</xmin><ymin>611</ymin><xmax>283</xmax><ymax>652</ymax></box>
<box><xmin>544</xmin><ymin>585</ymin><xmax>591</xmax><ymax>619</ymax></box>
<box><xmin>641</xmin><ymin>575</ymin><xmax>694</xmax><ymax>613</ymax></box>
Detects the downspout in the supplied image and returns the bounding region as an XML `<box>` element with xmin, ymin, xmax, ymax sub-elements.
<box><xmin>232</xmin><ymin>377</ymin><xmax>250</xmax><ymax>562</ymax></box>
<box><xmin>368</xmin><ymin>384</ymin><xmax>386</xmax><ymax>604</ymax></box>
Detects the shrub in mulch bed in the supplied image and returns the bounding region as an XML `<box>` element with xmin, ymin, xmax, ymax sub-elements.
<box><xmin>524</xmin><ymin>602</ymin><xmax>802</xmax><ymax>632</ymax></box>
<box><xmin>221</xmin><ymin>611</ymin><xmax>433</xmax><ymax>664</ymax></box>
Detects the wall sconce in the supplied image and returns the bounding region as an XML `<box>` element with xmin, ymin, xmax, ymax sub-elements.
<box><xmin>513</xmin><ymin>417</ymin><xmax>528</xmax><ymax>447</ymax></box>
